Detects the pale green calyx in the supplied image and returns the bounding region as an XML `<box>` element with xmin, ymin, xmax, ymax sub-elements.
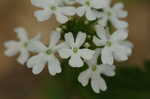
<box><xmin>46</xmin><ymin>49</ymin><xmax>53</xmax><ymax>55</ymax></box>
<box><xmin>73</xmin><ymin>48</ymin><xmax>78</xmax><ymax>53</ymax></box>
<box><xmin>50</xmin><ymin>6</ymin><xmax>57</xmax><ymax>11</ymax></box>
<box><xmin>92</xmin><ymin>65</ymin><xmax>97</xmax><ymax>72</ymax></box>
<box><xmin>85</xmin><ymin>0</ymin><xmax>90</xmax><ymax>6</ymax></box>
<box><xmin>106</xmin><ymin>41</ymin><xmax>112</xmax><ymax>46</ymax></box>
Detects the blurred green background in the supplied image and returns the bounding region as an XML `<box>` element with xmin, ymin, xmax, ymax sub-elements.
<box><xmin>0</xmin><ymin>0</ymin><xmax>150</xmax><ymax>99</ymax></box>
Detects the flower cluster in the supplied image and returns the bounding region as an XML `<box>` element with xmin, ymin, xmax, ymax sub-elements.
<box><xmin>4</xmin><ymin>0</ymin><xmax>133</xmax><ymax>94</ymax></box>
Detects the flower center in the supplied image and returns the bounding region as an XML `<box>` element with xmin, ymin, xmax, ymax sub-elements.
<box><xmin>106</xmin><ymin>41</ymin><xmax>112</xmax><ymax>46</ymax></box>
<box><xmin>92</xmin><ymin>65</ymin><xmax>97</xmax><ymax>72</ymax></box>
<box><xmin>73</xmin><ymin>48</ymin><xmax>78</xmax><ymax>53</ymax></box>
<box><xmin>23</xmin><ymin>42</ymin><xmax>28</xmax><ymax>48</ymax></box>
<box><xmin>46</xmin><ymin>49</ymin><xmax>53</xmax><ymax>55</ymax></box>
<box><xmin>50</xmin><ymin>6</ymin><xmax>57</xmax><ymax>11</ymax></box>
<box><xmin>85</xmin><ymin>0</ymin><xmax>90</xmax><ymax>6</ymax></box>
<box><xmin>107</xmin><ymin>11</ymin><xmax>112</xmax><ymax>16</ymax></box>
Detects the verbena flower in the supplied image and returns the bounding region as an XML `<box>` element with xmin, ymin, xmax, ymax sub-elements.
<box><xmin>4</xmin><ymin>0</ymin><xmax>133</xmax><ymax>94</ymax></box>
<box><xmin>27</xmin><ymin>31</ymin><xmax>65</xmax><ymax>75</ymax></box>
<box><xmin>78</xmin><ymin>49</ymin><xmax>116</xmax><ymax>93</ymax></box>
<box><xmin>59</xmin><ymin>32</ymin><xmax>95</xmax><ymax>67</ymax></box>
<box><xmin>93</xmin><ymin>26</ymin><xmax>133</xmax><ymax>65</ymax></box>
<box><xmin>31</xmin><ymin>0</ymin><xmax>76</xmax><ymax>23</ymax></box>
<box><xmin>76</xmin><ymin>0</ymin><xmax>110</xmax><ymax>21</ymax></box>
<box><xmin>97</xmin><ymin>3</ymin><xmax>128</xmax><ymax>29</ymax></box>
<box><xmin>4</xmin><ymin>27</ymin><xmax>40</xmax><ymax>65</ymax></box>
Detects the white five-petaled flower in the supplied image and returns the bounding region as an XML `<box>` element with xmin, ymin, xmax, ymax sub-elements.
<box><xmin>97</xmin><ymin>2</ymin><xmax>128</xmax><ymax>29</ymax></box>
<box><xmin>4</xmin><ymin>27</ymin><xmax>40</xmax><ymax>65</ymax></box>
<box><xmin>76</xmin><ymin>0</ymin><xmax>110</xmax><ymax>21</ymax></box>
<box><xmin>78</xmin><ymin>48</ymin><xmax>116</xmax><ymax>94</ymax></box>
<box><xmin>27</xmin><ymin>31</ymin><xmax>65</xmax><ymax>75</ymax></box>
<box><xmin>58</xmin><ymin>32</ymin><xmax>95</xmax><ymax>67</ymax></box>
<box><xmin>93</xmin><ymin>26</ymin><xmax>133</xmax><ymax>65</ymax></box>
<box><xmin>31</xmin><ymin>0</ymin><xmax>76</xmax><ymax>24</ymax></box>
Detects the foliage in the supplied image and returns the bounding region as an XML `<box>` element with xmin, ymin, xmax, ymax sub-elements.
<box><xmin>41</xmin><ymin>60</ymin><xmax>150</xmax><ymax>99</ymax></box>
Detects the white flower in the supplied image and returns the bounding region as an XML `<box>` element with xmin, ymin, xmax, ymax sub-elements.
<box><xmin>78</xmin><ymin>49</ymin><xmax>116</xmax><ymax>94</ymax></box>
<box><xmin>27</xmin><ymin>31</ymin><xmax>65</xmax><ymax>75</ymax></box>
<box><xmin>31</xmin><ymin>0</ymin><xmax>76</xmax><ymax>24</ymax></box>
<box><xmin>76</xmin><ymin>0</ymin><xmax>110</xmax><ymax>21</ymax></box>
<box><xmin>93</xmin><ymin>26</ymin><xmax>133</xmax><ymax>65</ymax></box>
<box><xmin>97</xmin><ymin>3</ymin><xmax>128</xmax><ymax>29</ymax></box>
<box><xmin>58</xmin><ymin>32</ymin><xmax>95</xmax><ymax>67</ymax></box>
<box><xmin>4</xmin><ymin>27</ymin><xmax>41</xmax><ymax>65</ymax></box>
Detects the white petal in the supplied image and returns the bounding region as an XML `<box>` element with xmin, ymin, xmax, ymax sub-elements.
<box><xmin>113</xmin><ymin>3</ymin><xmax>124</xmax><ymax>10</ymax></box>
<box><xmin>60</xmin><ymin>7</ymin><xmax>76</xmax><ymax>16</ymax></box>
<box><xmin>48</xmin><ymin>55</ymin><xmax>62</xmax><ymax>76</ymax></box>
<box><xmin>101</xmin><ymin>47</ymin><xmax>113</xmax><ymax>65</ymax></box>
<box><xmin>27</xmin><ymin>54</ymin><xmax>46</xmax><ymax>75</ymax></box>
<box><xmin>65</xmin><ymin>32</ymin><xmax>74</xmax><ymax>47</ymax></box>
<box><xmin>4</xmin><ymin>41</ymin><xmax>20</xmax><ymax>56</ymax></box>
<box><xmin>69</xmin><ymin>54</ymin><xmax>83</xmax><ymax>67</ymax></box>
<box><xmin>117</xmin><ymin>10</ymin><xmax>128</xmax><ymax>18</ymax></box>
<box><xmin>120</xmin><ymin>41</ymin><xmax>134</xmax><ymax>48</ymax></box>
<box><xmin>56</xmin><ymin>13</ymin><xmax>69</xmax><ymax>24</ymax></box>
<box><xmin>91</xmin><ymin>74</ymin><xmax>107</xmax><ymax>93</ymax></box>
<box><xmin>79</xmin><ymin>49</ymin><xmax>95</xmax><ymax>60</ymax></box>
<box><xmin>27</xmin><ymin>53</ymin><xmax>46</xmax><ymax>68</ymax></box>
<box><xmin>31</xmin><ymin>0</ymin><xmax>52</xmax><ymax>8</ymax></box>
<box><xmin>111</xmin><ymin>17</ymin><xmax>128</xmax><ymax>29</ymax></box>
<box><xmin>93</xmin><ymin>36</ymin><xmax>106</xmax><ymax>46</ymax></box>
<box><xmin>49</xmin><ymin>31</ymin><xmax>60</xmax><ymax>48</ymax></box>
<box><xmin>98</xmin><ymin>64</ymin><xmax>116</xmax><ymax>77</ymax></box>
<box><xmin>76</xmin><ymin>7</ymin><xmax>85</xmax><ymax>17</ymax></box>
<box><xmin>95</xmin><ymin>25</ymin><xmax>107</xmax><ymax>39</ymax></box>
<box><xmin>91</xmin><ymin>0</ymin><xmax>110</xmax><ymax>9</ymax></box>
<box><xmin>34</xmin><ymin>10</ymin><xmax>52</xmax><ymax>22</ymax></box>
<box><xmin>28</xmin><ymin>41</ymin><xmax>47</xmax><ymax>53</ymax></box>
<box><xmin>4</xmin><ymin>49</ymin><xmax>18</xmax><ymax>57</ymax></box>
<box><xmin>75</xmin><ymin>32</ymin><xmax>86</xmax><ymax>48</ymax></box>
<box><xmin>86</xmin><ymin>8</ymin><xmax>97</xmax><ymax>21</ymax></box>
<box><xmin>97</xmin><ymin>14</ymin><xmax>108</xmax><ymax>27</ymax></box>
<box><xmin>32</xmin><ymin>63</ymin><xmax>45</xmax><ymax>75</ymax></box>
<box><xmin>86</xmin><ymin>48</ymin><xmax>101</xmax><ymax>66</ymax></box>
<box><xmin>111</xmin><ymin>29</ymin><xmax>128</xmax><ymax>42</ymax></box>
<box><xmin>54</xmin><ymin>42</ymin><xmax>68</xmax><ymax>51</ymax></box>
<box><xmin>58</xmin><ymin>49</ymin><xmax>73</xmax><ymax>59</ymax></box>
<box><xmin>113</xmin><ymin>3</ymin><xmax>128</xmax><ymax>18</ymax></box>
<box><xmin>4</xmin><ymin>40</ymin><xmax>18</xmax><ymax>48</ymax></box>
<box><xmin>78</xmin><ymin>69</ymin><xmax>91</xmax><ymax>86</ymax></box>
<box><xmin>17</xmin><ymin>49</ymin><xmax>29</xmax><ymax>65</ymax></box>
<box><xmin>116</xmin><ymin>21</ymin><xmax>128</xmax><ymax>29</ymax></box>
<box><xmin>96</xmin><ymin>25</ymin><xmax>105</xmax><ymax>35</ymax></box>
<box><xmin>15</xmin><ymin>27</ymin><xmax>28</xmax><ymax>42</ymax></box>
<box><xmin>113</xmin><ymin>44</ymin><xmax>132</xmax><ymax>62</ymax></box>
